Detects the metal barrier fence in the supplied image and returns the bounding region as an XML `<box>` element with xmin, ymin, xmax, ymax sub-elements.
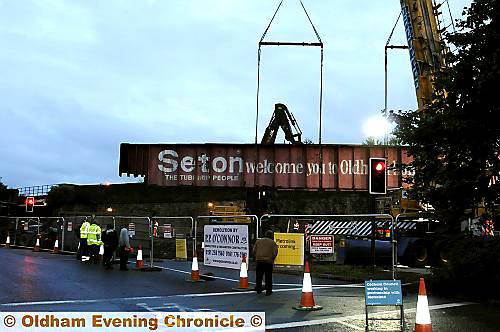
<box><xmin>1</xmin><ymin>215</ymin><xmax>195</xmax><ymax>263</ymax></box>
<box><xmin>61</xmin><ymin>216</ymin><xmax>89</xmax><ymax>252</ymax></box>
<box><xmin>114</xmin><ymin>216</ymin><xmax>150</xmax><ymax>256</ymax></box>
<box><xmin>41</xmin><ymin>217</ymin><xmax>65</xmax><ymax>250</ymax></box>
<box><xmin>0</xmin><ymin>216</ymin><xmax>67</xmax><ymax>250</ymax></box>
<box><xmin>2</xmin><ymin>214</ymin><xmax>397</xmax><ymax>278</ymax></box>
<box><xmin>259</xmin><ymin>214</ymin><xmax>396</xmax><ymax>278</ymax></box>
<box><xmin>15</xmin><ymin>217</ymin><xmax>40</xmax><ymax>248</ymax></box>
<box><xmin>151</xmin><ymin>217</ymin><xmax>194</xmax><ymax>261</ymax></box>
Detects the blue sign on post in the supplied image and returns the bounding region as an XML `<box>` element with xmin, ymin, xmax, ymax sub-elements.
<box><xmin>365</xmin><ymin>280</ymin><xmax>402</xmax><ymax>306</ymax></box>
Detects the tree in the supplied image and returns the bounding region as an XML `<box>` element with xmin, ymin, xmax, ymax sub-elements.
<box><xmin>393</xmin><ymin>0</ymin><xmax>500</xmax><ymax>223</ymax></box>
<box><xmin>0</xmin><ymin>178</ymin><xmax>8</xmax><ymax>201</ymax></box>
<box><xmin>361</xmin><ymin>136</ymin><xmax>401</xmax><ymax>146</ymax></box>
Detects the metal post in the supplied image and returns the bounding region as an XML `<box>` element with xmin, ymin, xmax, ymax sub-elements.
<box><xmin>257</xmin><ymin>215</ymin><xmax>262</xmax><ymax>239</ymax></box>
<box><xmin>255</xmin><ymin>47</ymin><xmax>261</xmax><ymax>145</ymax></box>
<box><xmin>318</xmin><ymin>46</ymin><xmax>324</xmax><ymax>190</ymax></box>
<box><xmin>14</xmin><ymin>218</ymin><xmax>18</xmax><ymax>245</ymax></box>
<box><xmin>148</xmin><ymin>217</ymin><xmax>154</xmax><ymax>268</ymax></box>
<box><xmin>395</xmin><ymin>214</ymin><xmax>402</xmax><ymax>274</ymax></box>
<box><xmin>371</xmin><ymin>219</ymin><xmax>376</xmax><ymax>277</ymax></box>
<box><xmin>400</xmin><ymin>305</ymin><xmax>404</xmax><ymax>331</ymax></box>
<box><xmin>194</xmin><ymin>217</ymin><xmax>198</xmax><ymax>255</ymax></box>
<box><xmin>392</xmin><ymin>215</ymin><xmax>396</xmax><ymax>279</ymax></box>
<box><xmin>61</xmin><ymin>217</ymin><xmax>65</xmax><ymax>252</ymax></box>
<box><xmin>365</xmin><ymin>305</ymin><xmax>369</xmax><ymax>331</ymax></box>
<box><xmin>384</xmin><ymin>45</ymin><xmax>388</xmax><ymax>120</ymax></box>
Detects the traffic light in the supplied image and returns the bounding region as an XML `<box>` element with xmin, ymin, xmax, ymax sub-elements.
<box><xmin>369</xmin><ymin>158</ymin><xmax>387</xmax><ymax>194</ymax></box>
<box><xmin>25</xmin><ymin>196</ymin><xmax>35</xmax><ymax>212</ymax></box>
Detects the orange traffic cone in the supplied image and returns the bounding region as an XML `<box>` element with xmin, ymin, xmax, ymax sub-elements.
<box><xmin>186</xmin><ymin>251</ymin><xmax>204</xmax><ymax>282</ymax></box>
<box><xmin>233</xmin><ymin>254</ymin><xmax>249</xmax><ymax>291</ymax></box>
<box><xmin>5</xmin><ymin>235</ymin><xmax>10</xmax><ymax>248</ymax></box>
<box><xmin>415</xmin><ymin>277</ymin><xmax>432</xmax><ymax>332</ymax></box>
<box><xmin>293</xmin><ymin>261</ymin><xmax>322</xmax><ymax>311</ymax></box>
<box><xmin>136</xmin><ymin>244</ymin><xmax>144</xmax><ymax>269</ymax></box>
<box><xmin>33</xmin><ymin>238</ymin><xmax>40</xmax><ymax>252</ymax></box>
<box><xmin>51</xmin><ymin>239</ymin><xmax>59</xmax><ymax>254</ymax></box>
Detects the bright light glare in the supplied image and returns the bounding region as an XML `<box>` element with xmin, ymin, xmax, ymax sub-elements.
<box><xmin>362</xmin><ymin>115</ymin><xmax>390</xmax><ymax>139</ymax></box>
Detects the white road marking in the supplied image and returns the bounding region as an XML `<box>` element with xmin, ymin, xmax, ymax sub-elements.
<box><xmin>0</xmin><ymin>285</ymin><xmax>348</xmax><ymax>307</ymax></box>
<box><xmin>173</xmin><ymin>285</ymin><xmax>358</xmax><ymax>298</ymax></box>
<box><xmin>154</xmin><ymin>265</ymin><xmax>363</xmax><ymax>288</ymax></box>
<box><xmin>0</xmin><ymin>296</ymin><xmax>164</xmax><ymax>307</ymax></box>
<box><xmin>154</xmin><ymin>265</ymin><xmax>242</xmax><ymax>283</ymax></box>
<box><xmin>266</xmin><ymin>302</ymin><xmax>475</xmax><ymax>330</ymax></box>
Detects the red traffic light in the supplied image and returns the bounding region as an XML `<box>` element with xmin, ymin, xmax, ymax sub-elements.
<box><xmin>374</xmin><ymin>161</ymin><xmax>385</xmax><ymax>172</ymax></box>
<box><xmin>25</xmin><ymin>196</ymin><xmax>35</xmax><ymax>212</ymax></box>
<box><xmin>369</xmin><ymin>158</ymin><xmax>387</xmax><ymax>194</ymax></box>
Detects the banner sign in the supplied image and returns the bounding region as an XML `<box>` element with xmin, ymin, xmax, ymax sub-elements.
<box><xmin>119</xmin><ymin>143</ymin><xmax>412</xmax><ymax>190</ymax></box>
<box><xmin>128</xmin><ymin>223</ymin><xmax>135</xmax><ymax>237</ymax></box>
<box><xmin>163</xmin><ymin>224</ymin><xmax>173</xmax><ymax>239</ymax></box>
<box><xmin>204</xmin><ymin>225</ymin><xmax>249</xmax><ymax>270</ymax></box>
<box><xmin>365</xmin><ymin>280</ymin><xmax>403</xmax><ymax>306</ymax></box>
<box><xmin>274</xmin><ymin>233</ymin><xmax>304</xmax><ymax>266</ymax></box>
<box><xmin>175</xmin><ymin>238</ymin><xmax>187</xmax><ymax>260</ymax></box>
<box><xmin>310</xmin><ymin>235</ymin><xmax>334</xmax><ymax>254</ymax></box>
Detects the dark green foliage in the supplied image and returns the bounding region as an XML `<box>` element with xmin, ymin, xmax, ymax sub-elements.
<box><xmin>431</xmin><ymin>237</ymin><xmax>500</xmax><ymax>300</ymax></box>
<box><xmin>362</xmin><ymin>136</ymin><xmax>401</xmax><ymax>146</ymax></box>
<box><xmin>0</xmin><ymin>180</ymin><xmax>7</xmax><ymax>200</ymax></box>
<box><xmin>393</xmin><ymin>0</ymin><xmax>500</xmax><ymax>223</ymax></box>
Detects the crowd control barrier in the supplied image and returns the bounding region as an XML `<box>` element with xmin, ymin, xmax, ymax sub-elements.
<box><xmin>259</xmin><ymin>214</ymin><xmax>396</xmax><ymax>279</ymax></box>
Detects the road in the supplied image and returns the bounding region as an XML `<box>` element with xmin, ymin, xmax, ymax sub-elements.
<box><xmin>0</xmin><ymin>248</ymin><xmax>499</xmax><ymax>331</ymax></box>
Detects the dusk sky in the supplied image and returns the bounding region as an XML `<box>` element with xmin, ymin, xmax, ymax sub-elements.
<box><xmin>0</xmin><ymin>0</ymin><xmax>471</xmax><ymax>189</ymax></box>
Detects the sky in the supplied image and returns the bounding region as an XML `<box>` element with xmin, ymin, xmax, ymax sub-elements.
<box><xmin>0</xmin><ymin>0</ymin><xmax>471</xmax><ymax>189</ymax></box>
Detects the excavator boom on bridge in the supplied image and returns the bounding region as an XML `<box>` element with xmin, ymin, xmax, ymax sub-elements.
<box><xmin>261</xmin><ymin>103</ymin><xmax>303</xmax><ymax>145</ymax></box>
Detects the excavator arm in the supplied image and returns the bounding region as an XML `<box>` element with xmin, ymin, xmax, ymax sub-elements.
<box><xmin>261</xmin><ymin>103</ymin><xmax>303</xmax><ymax>144</ymax></box>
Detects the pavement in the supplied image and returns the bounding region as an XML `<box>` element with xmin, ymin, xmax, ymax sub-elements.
<box><xmin>1</xmin><ymin>247</ymin><xmax>499</xmax><ymax>331</ymax></box>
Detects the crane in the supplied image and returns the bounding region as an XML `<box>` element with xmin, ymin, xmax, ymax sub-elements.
<box><xmin>399</xmin><ymin>0</ymin><xmax>448</xmax><ymax>110</ymax></box>
<box><xmin>261</xmin><ymin>103</ymin><xmax>303</xmax><ymax>145</ymax></box>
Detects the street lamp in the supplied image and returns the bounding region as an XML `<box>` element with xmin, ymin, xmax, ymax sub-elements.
<box><xmin>362</xmin><ymin>115</ymin><xmax>391</xmax><ymax>143</ymax></box>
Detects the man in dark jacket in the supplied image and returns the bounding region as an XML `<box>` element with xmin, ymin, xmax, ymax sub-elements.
<box><xmin>253</xmin><ymin>230</ymin><xmax>279</xmax><ymax>295</ymax></box>
<box><xmin>102</xmin><ymin>224</ymin><xmax>118</xmax><ymax>270</ymax></box>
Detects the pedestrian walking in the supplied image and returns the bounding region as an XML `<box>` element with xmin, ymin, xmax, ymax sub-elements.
<box><xmin>118</xmin><ymin>225</ymin><xmax>131</xmax><ymax>271</ymax></box>
<box><xmin>102</xmin><ymin>224</ymin><xmax>118</xmax><ymax>270</ymax></box>
<box><xmin>78</xmin><ymin>218</ymin><xmax>91</xmax><ymax>261</ymax></box>
<box><xmin>253</xmin><ymin>230</ymin><xmax>278</xmax><ymax>295</ymax></box>
<box><xmin>87</xmin><ymin>217</ymin><xmax>102</xmax><ymax>264</ymax></box>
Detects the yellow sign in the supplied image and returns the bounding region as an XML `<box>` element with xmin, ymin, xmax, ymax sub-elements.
<box><xmin>175</xmin><ymin>238</ymin><xmax>187</xmax><ymax>260</ymax></box>
<box><xmin>274</xmin><ymin>233</ymin><xmax>304</xmax><ymax>266</ymax></box>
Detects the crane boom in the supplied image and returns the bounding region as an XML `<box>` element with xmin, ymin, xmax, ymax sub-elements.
<box><xmin>261</xmin><ymin>103</ymin><xmax>303</xmax><ymax>145</ymax></box>
<box><xmin>400</xmin><ymin>0</ymin><xmax>447</xmax><ymax>110</ymax></box>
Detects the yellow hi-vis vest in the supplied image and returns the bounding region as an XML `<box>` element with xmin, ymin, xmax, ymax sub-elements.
<box><xmin>80</xmin><ymin>221</ymin><xmax>90</xmax><ymax>239</ymax></box>
<box><xmin>87</xmin><ymin>224</ymin><xmax>102</xmax><ymax>245</ymax></box>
